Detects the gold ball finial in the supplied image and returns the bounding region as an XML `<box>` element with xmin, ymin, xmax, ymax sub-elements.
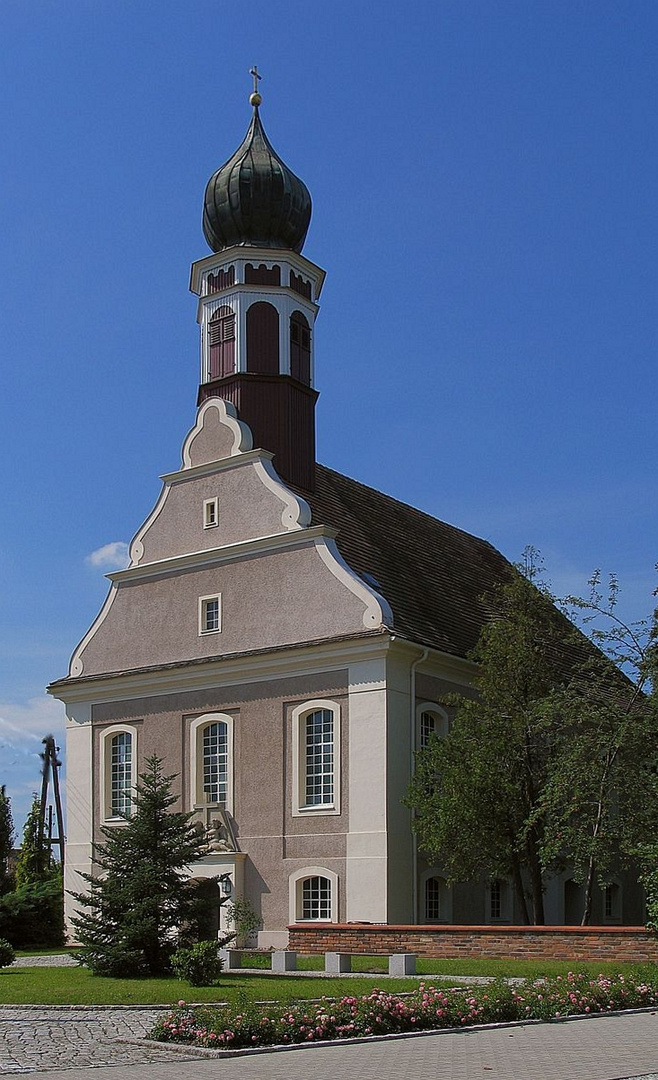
<box><xmin>249</xmin><ymin>66</ymin><xmax>262</xmax><ymax>108</ymax></box>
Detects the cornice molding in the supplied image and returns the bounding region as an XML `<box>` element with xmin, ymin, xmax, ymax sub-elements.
<box><xmin>107</xmin><ymin>525</ymin><xmax>338</xmax><ymax>584</ymax></box>
<box><xmin>50</xmin><ymin>633</ymin><xmax>392</xmax><ymax>706</ymax></box>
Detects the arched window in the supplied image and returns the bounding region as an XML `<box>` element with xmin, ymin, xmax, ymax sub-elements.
<box><xmin>101</xmin><ymin>724</ymin><xmax>138</xmax><ymax>823</ymax></box>
<box><xmin>110</xmin><ymin>732</ymin><xmax>132</xmax><ymax>817</ymax></box>
<box><xmin>246</xmin><ymin>301</ymin><xmax>279</xmax><ymax>374</ymax></box>
<box><xmin>416</xmin><ymin>703</ymin><xmax>449</xmax><ymax>749</ymax></box>
<box><xmin>202</xmin><ymin>721</ymin><xmax>229</xmax><ymax>806</ymax></box>
<box><xmin>305</xmin><ymin>709</ymin><xmax>334</xmax><ymax>806</ymax></box>
<box><xmin>291</xmin><ymin>700</ymin><xmax>341</xmax><ymax>815</ymax></box>
<box><xmin>289</xmin><ymin>867</ymin><xmax>338</xmax><ymax>922</ymax></box>
<box><xmin>424</xmin><ymin>876</ymin><xmax>451</xmax><ymax>922</ymax></box>
<box><xmin>190</xmin><ymin>714</ymin><xmax>234</xmax><ymax>813</ymax></box>
<box><xmin>290</xmin><ymin>310</ymin><xmax>311</xmax><ymax>384</ymax></box>
<box><xmin>302</xmin><ymin>876</ymin><xmax>331</xmax><ymax>920</ymax></box>
<box><xmin>208</xmin><ymin>305</ymin><xmax>235</xmax><ymax>380</ymax></box>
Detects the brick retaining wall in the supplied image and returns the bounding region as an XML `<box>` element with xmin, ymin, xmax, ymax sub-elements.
<box><xmin>287</xmin><ymin>924</ymin><xmax>658</xmax><ymax>963</ymax></box>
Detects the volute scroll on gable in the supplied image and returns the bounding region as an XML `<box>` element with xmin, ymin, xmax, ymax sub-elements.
<box><xmin>128</xmin><ymin>398</ymin><xmax>311</xmax><ymax>567</ymax></box>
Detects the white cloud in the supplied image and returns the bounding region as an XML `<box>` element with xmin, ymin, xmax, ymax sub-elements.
<box><xmin>86</xmin><ymin>541</ymin><xmax>130</xmax><ymax>569</ymax></box>
<box><xmin>0</xmin><ymin>695</ymin><xmax>65</xmax><ymax>748</ymax></box>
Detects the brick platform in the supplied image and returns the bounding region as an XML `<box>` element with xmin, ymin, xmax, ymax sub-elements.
<box><xmin>287</xmin><ymin>923</ymin><xmax>658</xmax><ymax>963</ymax></box>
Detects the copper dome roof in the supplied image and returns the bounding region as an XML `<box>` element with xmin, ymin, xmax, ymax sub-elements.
<box><xmin>203</xmin><ymin>108</ymin><xmax>312</xmax><ymax>254</ymax></box>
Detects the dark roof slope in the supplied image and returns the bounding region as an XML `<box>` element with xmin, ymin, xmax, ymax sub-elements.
<box><xmin>303</xmin><ymin>465</ymin><xmax>516</xmax><ymax>660</ymax></box>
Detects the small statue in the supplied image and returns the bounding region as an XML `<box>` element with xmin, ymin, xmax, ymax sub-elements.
<box><xmin>204</xmin><ymin>818</ymin><xmax>232</xmax><ymax>853</ymax></box>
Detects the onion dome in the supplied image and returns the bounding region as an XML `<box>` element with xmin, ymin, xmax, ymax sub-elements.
<box><xmin>203</xmin><ymin>100</ymin><xmax>312</xmax><ymax>254</ymax></box>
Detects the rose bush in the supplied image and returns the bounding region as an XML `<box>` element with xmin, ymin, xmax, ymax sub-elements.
<box><xmin>150</xmin><ymin>970</ymin><xmax>658</xmax><ymax>1050</ymax></box>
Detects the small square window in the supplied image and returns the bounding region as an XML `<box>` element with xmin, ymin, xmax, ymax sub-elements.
<box><xmin>203</xmin><ymin>498</ymin><xmax>218</xmax><ymax>529</ymax></box>
<box><xmin>199</xmin><ymin>594</ymin><xmax>221</xmax><ymax>634</ymax></box>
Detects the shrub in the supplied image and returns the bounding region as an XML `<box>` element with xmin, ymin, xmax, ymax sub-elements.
<box><xmin>0</xmin><ymin>876</ymin><xmax>65</xmax><ymax>948</ymax></box>
<box><xmin>0</xmin><ymin>937</ymin><xmax>15</xmax><ymax>967</ymax></box>
<box><xmin>171</xmin><ymin>941</ymin><xmax>223</xmax><ymax>987</ymax></box>
<box><xmin>224</xmin><ymin>897</ymin><xmax>261</xmax><ymax>946</ymax></box>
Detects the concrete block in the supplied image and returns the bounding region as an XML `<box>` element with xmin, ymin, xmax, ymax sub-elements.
<box><xmin>272</xmin><ymin>950</ymin><xmax>297</xmax><ymax>972</ymax></box>
<box><xmin>219</xmin><ymin>948</ymin><xmax>242</xmax><ymax>969</ymax></box>
<box><xmin>388</xmin><ymin>953</ymin><xmax>416</xmax><ymax>975</ymax></box>
<box><xmin>325</xmin><ymin>951</ymin><xmax>352</xmax><ymax>973</ymax></box>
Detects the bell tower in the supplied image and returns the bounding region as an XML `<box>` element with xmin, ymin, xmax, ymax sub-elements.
<box><xmin>190</xmin><ymin>72</ymin><xmax>325</xmax><ymax>492</ymax></box>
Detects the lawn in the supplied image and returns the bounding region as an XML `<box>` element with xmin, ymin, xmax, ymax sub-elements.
<box><xmin>1</xmin><ymin>956</ymin><xmax>654</xmax><ymax>1007</ymax></box>
<box><xmin>0</xmin><ymin>965</ymin><xmax>424</xmax><ymax>1006</ymax></box>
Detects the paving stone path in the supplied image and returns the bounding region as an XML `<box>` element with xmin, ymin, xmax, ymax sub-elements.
<box><xmin>0</xmin><ymin>1006</ymin><xmax>208</xmax><ymax>1073</ymax></box>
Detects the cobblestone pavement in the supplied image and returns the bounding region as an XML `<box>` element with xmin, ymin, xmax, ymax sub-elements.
<box><xmin>0</xmin><ymin>1007</ymin><xmax>209</xmax><ymax>1073</ymax></box>
<box><xmin>1</xmin><ymin>1006</ymin><xmax>658</xmax><ymax>1079</ymax></box>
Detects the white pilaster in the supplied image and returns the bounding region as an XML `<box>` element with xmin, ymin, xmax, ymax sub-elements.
<box><xmin>346</xmin><ymin>658</ymin><xmax>388</xmax><ymax>921</ymax></box>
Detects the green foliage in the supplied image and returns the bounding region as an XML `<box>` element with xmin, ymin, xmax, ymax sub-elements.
<box><xmin>72</xmin><ymin>756</ymin><xmax>210</xmax><ymax>977</ymax></box>
<box><xmin>0</xmin><ymin>875</ymin><xmax>65</xmax><ymax>948</ymax></box>
<box><xmin>225</xmin><ymin>897</ymin><xmax>262</xmax><ymax>945</ymax></box>
<box><xmin>0</xmin><ymin>937</ymin><xmax>15</xmax><ymax>967</ymax></box>
<box><xmin>0</xmin><ymin>787</ymin><xmax>15</xmax><ymax>895</ymax></box>
<box><xmin>406</xmin><ymin>553</ymin><xmax>569</xmax><ymax>923</ymax></box>
<box><xmin>152</xmin><ymin>970</ymin><xmax>658</xmax><ymax>1049</ymax></box>
<box><xmin>15</xmin><ymin>796</ymin><xmax>56</xmax><ymax>888</ymax></box>
<box><xmin>547</xmin><ymin>571</ymin><xmax>658</xmax><ymax>922</ymax></box>
<box><xmin>406</xmin><ymin>552</ymin><xmax>658</xmax><ymax>926</ymax></box>
<box><xmin>171</xmin><ymin>940</ymin><xmax>224</xmax><ymax>986</ymax></box>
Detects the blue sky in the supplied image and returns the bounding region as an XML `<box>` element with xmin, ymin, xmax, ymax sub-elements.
<box><xmin>1</xmin><ymin>0</ymin><xmax>657</xmax><ymax>835</ymax></box>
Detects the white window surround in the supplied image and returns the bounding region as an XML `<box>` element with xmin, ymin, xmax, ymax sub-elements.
<box><xmin>189</xmin><ymin>713</ymin><xmax>234</xmax><ymax>814</ymax></box>
<box><xmin>420</xmin><ymin>869</ymin><xmax>453</xmax><ymax>924</ymax></box>
<box><xmin>100</xmin><ymin>723</ymin><xmax>138</xmax><ymax>826</ymax></box>
<box><xmin>289</xmin><ymin>866</ymin><xmax>339</xmax><ymax>924</ymax></box>
<box><xmin>199</xmin><ymin>593</ymin><xmax>222</xmax><ymax>635</ymax></box>
<box><xmin>416</xmin><ymin>702</ymin><xmax>449</xmax><ymax>749</ymax></box>
<box><xmin>291</xmin><ymin>699</ymin><xmax>341</xmax><ymax>817</ymax></box>
<box><xmin>203</xmin><ymin>497</ymin><xmax>218</xmax><ymax>529</ymax></box>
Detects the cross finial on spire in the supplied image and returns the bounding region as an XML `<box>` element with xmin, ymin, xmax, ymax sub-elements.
<box><xmin>249</xmin><ymin>66</ymin><xmax>262</xmax><ymax>108</ymax></box>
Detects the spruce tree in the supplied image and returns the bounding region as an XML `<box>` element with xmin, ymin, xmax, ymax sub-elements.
<box><xmin>72</xmin><ymin>755</ymin><xmax>210</xmax><ymax>977</ymax></box>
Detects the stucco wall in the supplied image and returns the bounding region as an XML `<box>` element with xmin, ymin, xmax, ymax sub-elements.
<box><xmin>78</xmin><ymin>541</ymin><xmax>376</xmax><ymax>676</ymax></box>
<box><xmin>90</xmin><ymin>667</ymin><xmax>351</xmax><ymax>933</ymax></box>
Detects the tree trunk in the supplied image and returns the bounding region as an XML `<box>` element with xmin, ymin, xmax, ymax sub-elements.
<box><xmin>581</xmin><ymin>858</ymin><xmax>595</xmax><ymax>925</ymax></box>
<box><xmin>510</xmin><ymin>851</ymin><xmax>531</xmax><ymax>925</ymax></box>
<box><xmin>526</xmin><ymin>833</ymin><xmax>545</xmax><ymax>924</ymax></box>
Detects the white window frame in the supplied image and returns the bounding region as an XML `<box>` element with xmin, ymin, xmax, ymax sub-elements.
<box><xmin>416</xmin><ymin>702</ymin><xmax>449</xmax><ymax>750</ymax></box>
<box><xmin>100</xmin><ymin>724</ymin><xmax>138</xmax><ymax>825</ymax></box>
<box><xmin>203</xmin><ymin>497</ymin><xmax>218</xmax><ymax>529</ymax></box>
<box><xmin>291</xmin><ymin>699</ymin><xmax>341</xmax><ymax>817</ymax></box>
<box><xmin>199</xmin><ymin>593</ymin><xmax>222</xmax><ymax>635</ymax></box>
<box><xmin>190</xmin><ymin>713</ymin><xmax>234</xmax><ymax>814</ymax></box>
<box><xmin>289</xmin><ymin>866</ymin><xmax>338</xmax><ymax>923</ymax></box>
<box><xmin>420</xmin><ymin>869</ymin><xmax>453</xmax><ymax>923</ymax></box>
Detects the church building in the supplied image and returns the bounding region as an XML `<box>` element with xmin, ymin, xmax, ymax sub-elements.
<box><xmin>48</xmin><ymin>84</ymin><xmax>634</xmax><ymax>944</ymax></box>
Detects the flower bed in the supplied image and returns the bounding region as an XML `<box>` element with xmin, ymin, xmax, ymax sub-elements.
<box><xmin>150</xmin><ymin>970</ymin><xmax>658</xmax><ymax>1050</ymax></box>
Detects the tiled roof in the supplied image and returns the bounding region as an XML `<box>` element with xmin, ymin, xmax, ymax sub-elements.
<box><xmin>303</xmin><ymin>465</ymin><xmax>516</xmax><ymax>660</ymax></box>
